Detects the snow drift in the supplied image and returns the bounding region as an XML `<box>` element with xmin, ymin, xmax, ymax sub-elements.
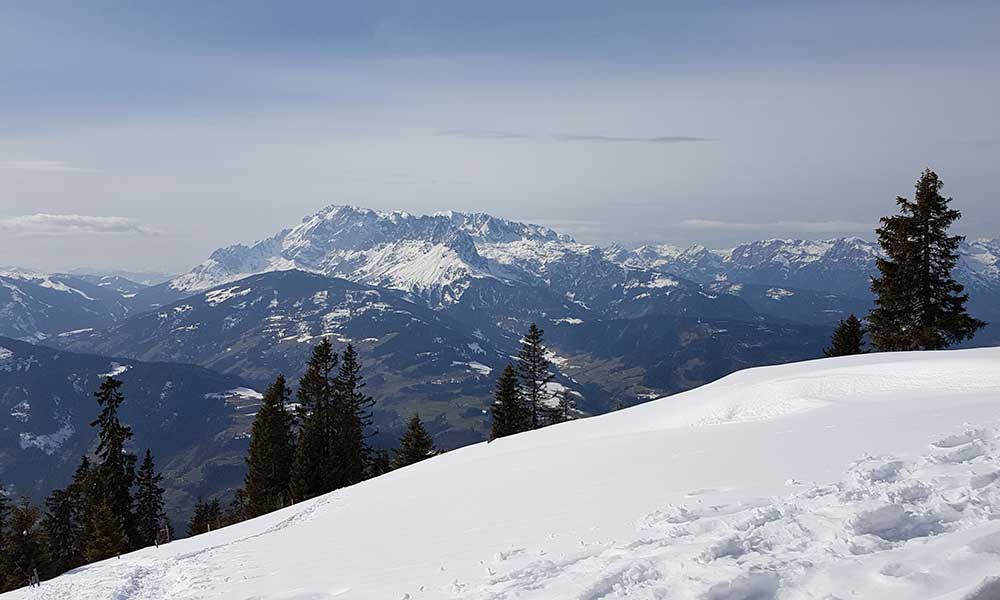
<box><xmin>9</xmin><ymin>348</ymin><xmax>1000</xmax><ymax>599</ymax></box>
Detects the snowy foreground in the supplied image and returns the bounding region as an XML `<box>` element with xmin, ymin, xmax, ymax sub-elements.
<box><xmin>10</xmin><ymin>349</ymin><xmax>1000</xmax><ymax>600</ymax></box>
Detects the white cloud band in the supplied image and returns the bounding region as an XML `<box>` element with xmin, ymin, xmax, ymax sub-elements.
<box><xmin>0</xmin><ymin>213</ymin><xmax>154</xmax><ymax>236</ymax></box>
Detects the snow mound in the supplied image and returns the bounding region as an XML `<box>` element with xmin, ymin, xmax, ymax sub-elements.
<box><xmin>9</xmin><ymin>348</ymin><xmax>1000</xmax><ymax>600</ymax></box>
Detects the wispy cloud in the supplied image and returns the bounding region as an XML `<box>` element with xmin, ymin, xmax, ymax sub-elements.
<box><xmin>0</xmin><ymin>160</ymin><xmax>99</xmax><ymax>173</ymax></box>
<box><xmin>438</xmin><ymin>128</ymin><xmax>530</xmax><ymax>140</ymax></box>
<box><xmin>680</xmin><ymin>219</ymin><xmax>872</xmax><ymax>233</ymax></box>
<box><xmin>439</xmin><ymin>129</ymin><xmax>714</xmax><ymax>143</ymax></box>
<box><xmin>0</xmin><ymin>214</ymin><xmax>154</xmax><ymax>236</ymax></box>
<box><xmin>551</xmin><ymin>134</ymin><xmax>714</xmax><ymax>143</ymax></box>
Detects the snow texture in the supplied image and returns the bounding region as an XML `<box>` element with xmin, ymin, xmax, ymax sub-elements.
<box><xmin>9</xmin><ymin>348</ymin><xmax>1000</xmax><ymax>600</ymax></box>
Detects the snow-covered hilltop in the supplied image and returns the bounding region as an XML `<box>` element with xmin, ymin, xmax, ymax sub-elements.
<box><xmin>13</xmin><ymin>348</ymin><xmax>1000</xmax><ymax>599</ymax></box>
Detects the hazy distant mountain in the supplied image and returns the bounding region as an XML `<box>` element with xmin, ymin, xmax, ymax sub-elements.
<box><xmin>0</xmin><ymin>270</ymin><xmax>134</xmax><ymax>340</ymax></box>
<box><xmin>0</xmin><ymin>337</ymin><xmax>253</xmax><ymax>521</ymax></box>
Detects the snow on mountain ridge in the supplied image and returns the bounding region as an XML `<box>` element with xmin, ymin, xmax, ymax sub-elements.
<box><xmin>169</xmin><ymin>205</ymin><xmax>588</xmax><ymax>304</ymax></box>
<box><xmin>169</xmin><ymin>203</ymin><xmax>1000</xmax><ymax>309</ymax></box>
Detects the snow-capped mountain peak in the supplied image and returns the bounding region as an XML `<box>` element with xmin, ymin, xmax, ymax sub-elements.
<box><xmin>168</xmin><ymin>205</ymin><xmax>583</xmax><ymax>306</ymax></box>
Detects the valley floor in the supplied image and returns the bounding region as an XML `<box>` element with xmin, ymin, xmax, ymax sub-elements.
<box><xmin>7</xmin><ymin>349</ymin><xmax>1000</xmax><ymax>599</ymax></box>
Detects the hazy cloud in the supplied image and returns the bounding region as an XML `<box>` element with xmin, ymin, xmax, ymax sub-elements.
<box><xmin>0</xmin><ymin>160</ymin><xmax>98</xmax><ymax>173</ymax></box>
<box><xmin>0</xmin><ymin>214</ymin><xmax>154</xmax><ymax>236</ymax></box>
<box><xmin>438</xmin><ymin>128</ymin><xmax>530</xmax><ymax>140</ymax></box>
<box><xmin>551</xmin><ymin>134</ymin><xmax>714</xmax><ymax>143</ymax></box>
<box><xmin>439</xmin><ymin>129</ymin><xmax>713</xmax><ymax>143</ymax></box>
<box><xmin>680</xmin><ymin>219</ymin><xmax>873</xmax><ymax>233</ymax></box>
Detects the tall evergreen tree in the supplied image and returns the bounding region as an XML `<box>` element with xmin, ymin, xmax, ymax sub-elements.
<box><xmin>331</xmin><ymin>344</ymin><xmax>374</xmax><ymax>489</ymax></box>
<box><xmin>291</xmin><ymin>339</ymin><xmax>338</xmax><ymax>501</ymax></box>
<box><xmin>89</xmin><ymin>376</ymin><xmax>137</xmax><ymax>551</ymax></box>
<box><xmin>134</xmin><ymin>449</ymin><xmax>166</xmax><ymax>549</ymax></box>
<box><xmin>2</xmin><ymin>500</ymin><xmax>43</xmax><ymax>591</ymax></box>
<box><xmin>392</xmin><ymin>414</ymin><xmax>436</xmax><ymax>469</ymax></box>
<box><xmin>43</xmin><ymin>456</ymin><xmax>91</xmax><ymax>575</ymax></box>
<box><xmin>516</xmin><ymin>323</ymin><xmax>554</xmax><ymax>429</ymax></box>
<box><xmin>41</xmin><ymin>485</ymin><xmax>85</xmax><ymax>577</ymax></box>
<box><xmin>490</xmin><ymin>364</ymin><xmax>530</xmax><ymax>440</ymax></box>
<box><xmin>824</xmin><ymin>314</ymin><xmax>868</xmax><ymax>357</ymax></box>
<box><xmin>187</xmin><ymin>497</ymin><xmax>223</xmax><ymax>536</ymax></box>
<box><xmin>83</xmin><ymin>498</ymin><xmax>126</xmax><ymax>563</ymax></box>
<box><xmin>224</xmin><ymin>489</ymin><xmax>249</xmax><ymax>526</ymax></box>
<box><xmin>245</xmin><ymin>375</ymin><xmax>296</xmax><ymax>517</ymax></box>
<box><xmin>869</xmin><ymin>169</ymin><xmax>986</xmax><ymax>350</ymax></box>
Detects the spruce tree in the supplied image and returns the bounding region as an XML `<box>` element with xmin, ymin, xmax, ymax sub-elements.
<box><xmin>187</xmin><ymin>498</ymin><xmax>208</xmax><ymax>537</ymax></box>
<box><xmin>869</xmin><ymin>169</ymin><xmax>986</xmax><ymax>350</ymax></box>
<box><xmin>224</xmin><ymin>489</ymin><xmax>249</xmax><ymax>526</ymax></box>
<box><xmin>548</xmin><ymin>389</ymin><xmax>578</xmax><ymax>425</ymax></box>
<box><xmin>291</xmin><ymin>339</ymin><xmax>338</xmax><ymax>501</ymax></box>
<box><xmin>187</xmin><ymin>498</ymin><xmax>223</xmax><ymax>536</ymax></box>
<box><xmin>366</xmin><ymin>448</ymin><xmax>393</xmax><ymax>478</ymax></box>
<box><xmin>392</xmin><ymin>414</ymin><xmax>436</xmax><ymax>469</ymax></box>
<box><xmin>516</xmin><ymin>323</ymin><xmax>554</xmax><ymax>429</ymax></box>
<box><xmin>490</xmin><ymin>364</ymin><xmax>530</xmax><ymax>440</ymax></box>
<box><xmin>89</xmin><ymin>376</ymin><xmax>137</xmax><ymax>551</ymax></box>
<box><xmin>83</xmin><ymin>498</ymin><xmax>126</xmax><ymax>563</ymax></box>
<box><xmin>331</xmin><ymin>344</ymin><xmax>374</xmax><ymax>489</ymax></box>
<box><xmin>41</xmin><ymin>485</ymin><xmax>85</xmax><ymax>577</ymax></box>
<box><xmin>2</xmin><ymin>500</ymin><xmax>43</xmax><ymax>591</ymax></box>
<box><xmin>134</xmin><ymin>449</ymin><xmax>166</xmax><ymax>548</ymax></box>
<box><xmin>44</xmin><ymin>456</ymin><xmax>92</xmax><ymax>575</ymax></box>
<box><xmin>245</xmin><ymin>375</ymin><xmax>295</xmax><ymax>517</ymax></box>
<box><xmin>823</xmin><ymin>315</ymin><xmax>868</xmax><ymax>357</ymax></box>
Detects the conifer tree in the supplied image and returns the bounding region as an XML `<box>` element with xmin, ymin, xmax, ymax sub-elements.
<box><xmin>224</xmin><ymin>489</ymin><xmax>249</xmax><ymax>526</ymax></box>
<box><xmin>187</xmin><ymin>498</ymin><xmax>208</xmax><ymax>537</ymax></box>
<box><xmin>331</xmin><ymin>344</ymin><xmax>374</xmax><ymax>489</ymax></box>
<box><xmin>41</xmin><ymin>486</ymin><xmax>85</xmax><ymax>577</ymax></box>
<box><xmin>43</xmin><ymin>456</ymin><xmax>92</xmax><ymax>575</ymax></box>
<box><xmin>366</xmin><ymin>448</ymin><xmax>393</xmax><ymax>478</ymax></box>
<box><xmin>2</xmin><ymin>500</ymin><xmax>43</xmax><ymax>591</ymax></box>
<box><xmin>83</xmin><ymin>498</ymin><xmax>126</xmax><ymax>563</ymax></box>
<box><xmin>187</xmin><ymin>497</ymin><xmax>223</xmax><ymax>536</ymax></box>
<box><xmin>291</xmin><ymin>340</ymin><xmax>338</xmax><ymax>501</ymax></box>
<box><xmin>824</xmin><ymin>315</ymin><xmax>868</xmax><ymax>357</ymax></box>
<box><xmin>245</xmin><ymin>375</ymin><xmax>296</xmax><ymax>517</ymax></box>
<box><xmin>134</xmin><ymin>449</ymin><xmax>166</xmax><ymax>548</ymax></box>
<box><xmin>89</xmin><ymin>376</ymin><xmax>137</xmax><ymax>551</ymax></box>
<box><xmin>516</xmin><ymin>323</ymin><xmax>554</xmax><ymax>428</ymax></box>
<box><xmin>869</xmin><ymin>169</ymin><xmax>986</xmax><ymax>350</ymax></box>
<box><xmin>490</xmin><ymin>364</ymin><xmax>530</xmax><ymax>440</ymax></box>
<box><xmin>392</xmin><ymin>414</ymin><xmax>436</xmax><ymax>469</ymax></box>
<box><xmin>548</xmin><ymin>389</ymin><xmax>578</xmax><ymax>425</ymax></box>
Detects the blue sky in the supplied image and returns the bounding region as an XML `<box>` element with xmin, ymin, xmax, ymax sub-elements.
<box><xmin>1</xmin><ymin>2</ymin><xmax>999</xmax><ymax>271</ymax></box>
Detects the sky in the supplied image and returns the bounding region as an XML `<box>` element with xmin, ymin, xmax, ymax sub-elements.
<box><xmin>1</xmin><ymin>1</ymin><xmax>999</xmax><ymax>273</ymax></box>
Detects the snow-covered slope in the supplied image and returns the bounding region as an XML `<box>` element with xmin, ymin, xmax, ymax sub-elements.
<box><xmin>14</xmin><ymin>348</ymin><xmax>1000</xmax><ymax>599</ymax></box>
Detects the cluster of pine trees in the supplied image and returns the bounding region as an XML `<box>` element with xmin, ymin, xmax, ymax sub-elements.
<box><xmin>0</xmin><ymin>377</ymin><xmax>170</xmax><ymax>592</ymax></box>
<box><xmin>824</xmin><ymin>169</ymin><xmax>986</xmax><ymax>357</ymax></box>
<box><xmin>0</xmin><ymin>338</ymin><xmax>439</xmax><ymax>592</ymax></box>
<box><xmin>490</xmin><ymin>323</ymin><xmax>578</xmax><ymax>440</ymax></box>
<box><xmin>194</xmin><ymin>340</ymin><xmax>439</xmax><ymax>537</ymax></box>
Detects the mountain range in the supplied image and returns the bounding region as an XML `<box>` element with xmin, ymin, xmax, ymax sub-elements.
<box><xmin>4</xmin><ymin>205</ymin><xmax>999</xmax><ymax>444</ymax></box>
